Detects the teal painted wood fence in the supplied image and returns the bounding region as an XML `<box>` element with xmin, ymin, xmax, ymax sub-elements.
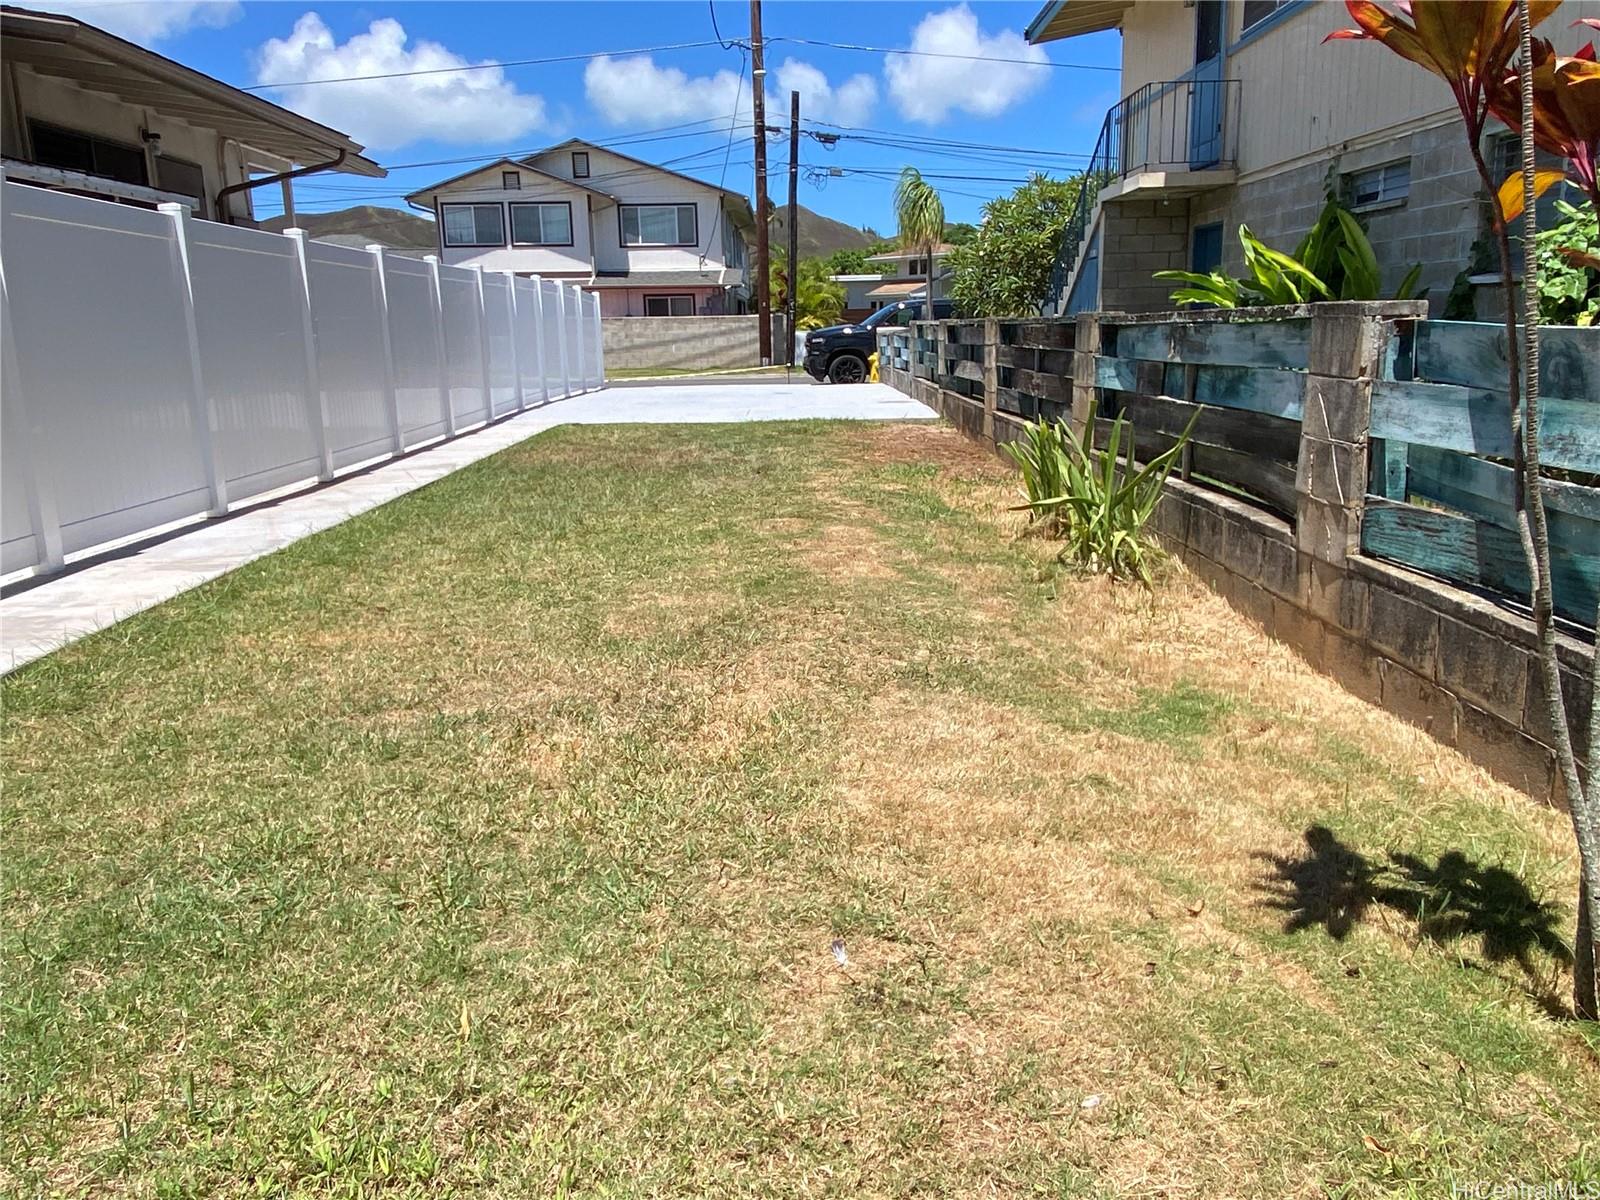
<box><xmin>1364</xmin><ymin>320</ymin><xmax>1600</xmax><ymax>626</ymax></box>
<box><xmin>1092</xmin><ymin>315</ymin><xmax>1311</xmax><ymax>516</ymax></box>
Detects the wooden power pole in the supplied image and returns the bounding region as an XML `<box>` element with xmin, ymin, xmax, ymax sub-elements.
<box><xmin>750</xmin><ymin>0</ymin><xmax>771</xmax><ymax>364</ymax></box>
<box><xmin>785</xmin><ymin>90</ymin><xmax>799</xmax><ymax>368</ymax></box>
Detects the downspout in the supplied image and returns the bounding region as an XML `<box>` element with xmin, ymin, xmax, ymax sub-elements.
<box><xmin>215</xmin><ymin>148</ymin><xmax>347</xmax><ymax>225</ymax></box>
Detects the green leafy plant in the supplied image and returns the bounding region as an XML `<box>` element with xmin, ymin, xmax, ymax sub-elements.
<box><xmin>1155</xmin><ymin>200</ymin><xmax>1425</xmax><ymax>308</ymax></box>
<box><xmin>1534</xmin><ymin>199</ymin><xmax>1600</xmax><ymax>325</ymax></box>
<box><xmin>946</xmin><ymin>173</ymin><xmax>1082</xmax><ymax>317</ymax></box>
<box><xmin>1003</xmin><ymin>401</ymin><xmax>1198</xmax><ymax>586</ymax></box>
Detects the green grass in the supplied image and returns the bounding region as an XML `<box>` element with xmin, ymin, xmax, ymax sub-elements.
<box><xmin>3</xmin><ymin>420</ymin><xmax>1596</xmax><ymax>1198</ymax></box>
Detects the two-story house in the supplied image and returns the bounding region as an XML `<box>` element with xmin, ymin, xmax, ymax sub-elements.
<box><xmin>406</xmin><ymin>139</ymin><xmax>754</xmax><ymax>317</ymax></box>
<box><xmin>860</xmin><ymin>243</ymin><xmax>953</xmax><ymax>307</ymax></box>
<box><xmin>1025</xmin><ymin>0</ymin><xmax>1598</xmax><ymax>316</ymax></box>
<box><xmin>1</xmin><ymin>5</ymin><xmax>383</xmax><ymax>223</ymax></box>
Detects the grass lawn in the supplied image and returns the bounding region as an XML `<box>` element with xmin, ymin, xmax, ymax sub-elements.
<box><xmin>4</xmin><ymin>420</ymin><xmax>1597</xmax><ymax>1197</ymax></box>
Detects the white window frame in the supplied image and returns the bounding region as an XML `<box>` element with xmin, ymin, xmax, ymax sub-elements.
<box><xmin>1345</xmin><ymin>160</ymin><xmax>1410</xmax><ymax>211</ymax></box>
<box><xmin>1241</xmin><ymin>0</ymin><xmax>1289</xmax><ymax>33</ymax></box>
<box><xmin>440</xmin><ymin>202</ymin><xmax>505</xmax><ymax>248</ymax></box>
<box><xmin>643</xmin><ymin>293</ymin><xmax>695</xmax><ymax>316</ymax></box>
<box><xmin>509</xmin><ymin>201</ymin><xmax>574</xmax><ymax>247</ymax></box>
<box><xmin>619</xmin><ymin>203</ymin><xmax>698</xmax><ymax>248</ymax></box>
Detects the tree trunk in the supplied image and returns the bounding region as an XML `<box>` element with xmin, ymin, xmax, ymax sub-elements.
<box><xmin>1511</xmin><ymin>3</ymin><xmax>1599</xmax><ymax>1019</ymax></box>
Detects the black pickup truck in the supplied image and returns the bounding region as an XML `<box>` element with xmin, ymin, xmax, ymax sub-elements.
<box><xmin>802</xmin><ymin>298</ymin><xmax>954</xmax><ymax>384</ymax></box>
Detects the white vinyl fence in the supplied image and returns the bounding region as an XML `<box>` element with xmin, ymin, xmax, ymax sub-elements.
<box><xmin>0</xmin><ymin>177</ymin><xmax>603</xmax><ymax>577</ymax></box>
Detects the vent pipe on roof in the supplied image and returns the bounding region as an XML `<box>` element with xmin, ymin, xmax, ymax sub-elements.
<box><xmin>215</xmin><ymin>148</ymin><xmax>347</xmax><ymax>225</ymax></box>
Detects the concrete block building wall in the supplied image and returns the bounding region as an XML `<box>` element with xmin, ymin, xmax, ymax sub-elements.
<box><xmin>1098</xmin><ymin>198</ymin><xmax>1192</xmax><ymax>314</ymax></box>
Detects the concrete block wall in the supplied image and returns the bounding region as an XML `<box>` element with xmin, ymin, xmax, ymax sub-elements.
<box><xmin>887</xmin><ymin>308</ymin><xmax>1594</xmax><ymax>807</ymax></box>
<box><xmin>1185</xmin><ymin>121</ymin><xmax>1486</xmax><ymax>316</ymax></box>
<box><xmin>601</xmin><ymin>314</ymin><xmax>787</xmax><ymax>373</ymax></box>
<box><xmin>1098</xmin><ymin>197</ymin><xmax>1192</xmax><ymax>314</ymax></box>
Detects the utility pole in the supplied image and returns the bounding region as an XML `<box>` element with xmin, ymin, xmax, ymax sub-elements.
<box><xmin>750</xmin><ymin>0</ymin><xmax>771</xmax><ymax>365</ymax></box>
<box><xmin>785</xmin><ymin>89</ymin><xmax>799</xmax><ymax>369</ymax></box>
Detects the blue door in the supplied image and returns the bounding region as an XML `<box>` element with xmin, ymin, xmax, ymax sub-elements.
<box><xmin>1189</xmin><ymin>0</ymin><xmax>1224</xmax><ymax>168</ymax></box>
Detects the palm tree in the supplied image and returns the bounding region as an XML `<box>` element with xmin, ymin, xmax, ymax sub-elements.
<box><xmin>894</xmin><ymin>166</ymin><xmax>945</xmax><ymax>316</ymax></box>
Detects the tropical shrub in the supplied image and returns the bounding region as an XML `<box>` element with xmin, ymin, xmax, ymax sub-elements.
<box><xmin>1155</xmin><ymin>200</ymin><xmax>1424</xmax><ymax>308</ymax></box>
<box><xmin>1003</xmin><ymin>401</ymin><xmax>1197</xmax><ymax>586</ymax></box>
<box><xmin>1534</xmin><ymin>199</ymin><xmax>1600</xmax><ymax>326</ymax></box>
<box><xmin>946</xmin><ymin>174</ymin><xmax>1081</xmax><ymax>317</ymax></box>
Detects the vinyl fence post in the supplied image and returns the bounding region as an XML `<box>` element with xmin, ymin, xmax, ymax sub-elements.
<box><xmin>571</xmin><ymin>286</ymin><xmax>587</xmax><ymax>392</ymax></box>
<box><xmin>367</xmin><ymin>244</ymin><xmax>405</xmax><ymax>456</ymax></box>
<box><xmin>425</xmin><ymin>255</ymin><xmax>456</xmax><ymax>437</ymax></box>
<box><xmin>555</xmin><ymin>283</ymin><xmax>572</xmax><ymax>398</ymax></box>
<box><xmin>590</xmin><ymin>292</ymin><xmax>604</xmax><ymax>387</ymax></box>
<box><xmin>503</xmin><ymin>273</ymin><xmax>526</xmax><ymax>412</ymax></box>
<box><xmin>286</xmin><ymin>227</ymin><xmax>335</xmax><ymax>481</ymax></box>
<box><xmin>529</xmin><ymin>275</ymin><xmax>549</xmax><ymax>404</ymax></box>
<box><xmin>470</xmin><ymin>264</ymin><xmax>494</xmax><ymax>423</ymax></box>
<box><xmin>161</xmin><ymin>202</ymin><xmax>228</xmax><ymax>514</ymax></box>
<box><xmin>0</xmin><ymin>248</ymin><xmax>64</xmax><ymax>573</ymax></box>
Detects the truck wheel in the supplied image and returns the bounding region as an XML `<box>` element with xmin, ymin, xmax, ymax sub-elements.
<box><xmin>828</xmin><ymin>353</ymin><xmax>867</xmax><ymax>385</ymax></box>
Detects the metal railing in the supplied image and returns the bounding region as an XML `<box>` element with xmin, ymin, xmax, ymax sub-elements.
<box><xmin>1044</xmin><ymin>78</ymin><xmax>1240</xmax><ymax>314</ymax></box>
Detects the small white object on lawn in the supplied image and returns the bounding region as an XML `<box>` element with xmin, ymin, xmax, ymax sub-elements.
<box><xmin>830</xmin><ymin>938</ymin><xmax>849</xmax><ymax>969</ymax></box>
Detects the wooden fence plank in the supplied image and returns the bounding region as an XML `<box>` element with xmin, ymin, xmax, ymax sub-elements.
<box><xmin>1406</xmin><ymin>444</ymin><xmax>1600</xmax><ymax>524</ymax></box>
<box><xmin>1091</xmin><ymin>419</ymin><xmax>1297</xmax><ymax>516</ymax></box>
<box><xmin>1415</xmin><ymin>321</ymin><xmax>1600</xmax><ymax>403</ymax></box>
<box><xmin>1362</xmin><ymin>497</ymin><xmax>1598</xmax><ymax>625</ymax></box>
<box><xmin>1193</xmin><ymin>364</ymin><xmax>1305</xmax><ymax>419</ymax></box>
<box><xmin>1008</xmin><ymin>366</ymin><xmax>1071</xmax><ymax>403</ymax></box>
<box><xmin>1113</xmin><ymin>319</ymin><xmax>1311</xmax><ymax>370</ymax></box>
<box><xmin>1370</xmin><ymin>380</ymin><xmax>1600</xmax><ymax>472</ymax></box>
<box><xmin>1000</xmin><ymin>319</ymin><xmax>1074</xmax><ymax>350</ymax></box>
<box><xmin>1112</xmin><ymin>392</ymin><xmax>1300</xmax><ymax>464</ymax></box>
<box><xmin>951</xmin><ymin>359</ymin><xmax>984</xmax><ymax>383</ymax></box>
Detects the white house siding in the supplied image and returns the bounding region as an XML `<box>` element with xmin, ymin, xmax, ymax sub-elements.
<box><xmin>1</xmin><ymin>62</ymin><xmax>266</xmax><ymax>220</ymax></box>
<box><xmin>526</xmin><ymin>146</ymin><xmax>737</xmax><ymax>277</ymax></box>
<box><xmin>431</xmin><ymin>169</ymin><xmax>596</xmax><ymax>275</ymax></box>
<box><xmin>1119</xmin><ymin>2</ymin><xmax>1195</xmax><ymax>97</ymax></box>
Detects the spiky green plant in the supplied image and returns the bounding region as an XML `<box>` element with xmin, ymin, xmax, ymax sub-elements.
<box><xmin>1004</xmin><ymin>401</ymin><xmax>1199</xmax><ymax>586</ymax></box>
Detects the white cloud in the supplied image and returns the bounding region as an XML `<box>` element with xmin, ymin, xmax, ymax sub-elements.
<box><xmin>255</xmin><ymin>13</ymin><xmax>547</xmax><ymax>151</ymax></box>
<box><xmin>48</xmin><ymin>1</ymin><xmax>240</xmax><ymax>44</ymax></box>
<box><xmin>584</xmin><ymin>54</ymin><xmax>874</xmax><ymax>129</ymax></box>
<box><xmin>584</xmin><ymin>55</ymin><xmax>747</xmax><ymax>126</ymax></box>
<box><xmin>773</xmin><ymin>58</ymin><xmax>877</xmax><ymax>127</ymax></box>
<box><xmin>885</xmin><ymin>4</ymin><xmax>1049</xmax><ymax>124</ymax></box>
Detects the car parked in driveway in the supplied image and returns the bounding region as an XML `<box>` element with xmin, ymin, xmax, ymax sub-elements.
<box><xmin>803</xmin><ymin>298</ymin><xmax>954</xmax><ymax>384</ymax></box>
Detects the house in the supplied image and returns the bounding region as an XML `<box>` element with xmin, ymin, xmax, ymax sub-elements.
<box><xmin>405</xmin><ymin>139</ymin><xmax>754</xmax><ymax>317</ymax></box>
<box><xmin>829</xmin><ymin>272</ymin><xmax>888</xmax><ymax>322</ymax></box>
<box><xmin>1024</xmin><ymin>0</ymin><xmax>1598</xmax><ymax>316</ymax></box>
<box><xmin>0</xmin><ymin>5</ymin><xmax>383</xmax><ymax>223</ymax></box>
<box><xmin>860</xmin><ymin>243</ymin><xmax>954</xmax><ymax>306</ymax></box>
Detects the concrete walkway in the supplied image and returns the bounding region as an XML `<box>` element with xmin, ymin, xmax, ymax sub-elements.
<box><xmin>1</xmin><ymin>382</ymin><xmax>934</xmax><ymax>672</ymax></box>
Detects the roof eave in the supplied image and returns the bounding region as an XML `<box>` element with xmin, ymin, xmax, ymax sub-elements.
<box><xmin>1025</xmin><ymin>0</ymin><xmax>1133</xmax><ymax>44</ymax></box>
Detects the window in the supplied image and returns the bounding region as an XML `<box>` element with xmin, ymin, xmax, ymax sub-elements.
<box><xmin>157</xmin><ymin>157</ymin><xmax>204</xmax><ymax>202</ymax></box>
<box><xmin>1241</xmin><ymin>0</ymin><xmax>1289</xmax><ymax>32</ymax></box>
<box><xmin>502</xmin><ymin>170</ymin><xmax>521</xmax><ymax>190</ymax></box>
<box><xmin>1345</xmin><ymin>160</ymin><xmax>1410</xmax><ymax>209</ymax></box>
<box><xmin>509</xmin><ymin>201</ymin><xmax>573</xmax><ymax>246</ymax></box>
<box><xmin>1191</xmin><ymin>222</ymin><xmax>1223</xmax><ymax>274</ymax></box>
<box><xmin>440</xmin><ymin>202</ymin><xmax>505</xmax><ymax>247</ymax></box>
<box><xmin>907</xmin><ymin>258</ymin><xmax>926</xmax><ymax>276</ymax></box>
<box><xmin>643</xmin><ymin>294</ymin><xmax>695</xmax><ymax>316</ymax></box>
<box><xmin>572</xmin><ymin>151</ymin><xmax>590</xmax><ymax>178</ymax></box>
<box><xmin>29</xmin><ymin>121</ymin><xmax>147</xmax><ymax>185</ymax></box>
<box><xmin>620</xmin><ymin>203</ymin><xmax>697</xmax><ymax>246</ymax></box>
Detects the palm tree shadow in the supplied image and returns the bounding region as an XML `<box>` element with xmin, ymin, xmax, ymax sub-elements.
<box><xmin>1256</xmin><ymin>825</ymin><xmax>1572</xmax><ymax>1015</ymax></box>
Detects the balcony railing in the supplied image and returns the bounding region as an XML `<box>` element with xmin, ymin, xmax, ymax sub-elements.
<box><xmin>1044</xmin><ymin>78</ymin><xmax>1240</xmax><ymax>314</ymax></box>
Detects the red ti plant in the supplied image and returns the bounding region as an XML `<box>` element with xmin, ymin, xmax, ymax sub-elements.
<box><xmin>1329</xmin><ymin>1</ymin><xmax>1600</xmax><ymax>1022</ymax></box>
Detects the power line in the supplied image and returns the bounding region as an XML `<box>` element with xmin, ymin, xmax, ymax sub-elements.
<box><xmin>770</xmin><ymin>36</ymin><xmax>1116</xmax><ymax>72</ymax></box>
<box><xmin>246</xmin><ymin>39</ymin><xmax>730</xmax><ymax>91</ymax></box>
<box><xmin>708</xmin><ymin>0</ymin><xmax>737</xmax><ymax>51</ymax></box>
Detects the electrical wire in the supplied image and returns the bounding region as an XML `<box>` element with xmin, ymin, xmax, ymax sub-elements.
<box><xmin>246</xmin><ymin>39</ymin><xmax>730</xmax><ymax>91</ymax></box>
<box><xmin>769</xmin><ymin>35</ymin><xmax>1113</xmax><ymax>72</ymax></box>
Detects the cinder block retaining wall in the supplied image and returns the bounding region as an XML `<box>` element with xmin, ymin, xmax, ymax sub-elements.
<box><xmin>601</xmin><ymin>315</ymin><xmax>787</xmax><ymax>373</ymax></box>
<box><xmin>879</xmin><ymin>307</ymin><xmax>1592</xmax><ymax>806</ymax></box>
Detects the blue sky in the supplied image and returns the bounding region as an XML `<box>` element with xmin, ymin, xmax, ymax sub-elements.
<box><xmin>61</xmin><ymin>0</ymin><xmax>1123</xmax><ymax>231</ymax></box>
